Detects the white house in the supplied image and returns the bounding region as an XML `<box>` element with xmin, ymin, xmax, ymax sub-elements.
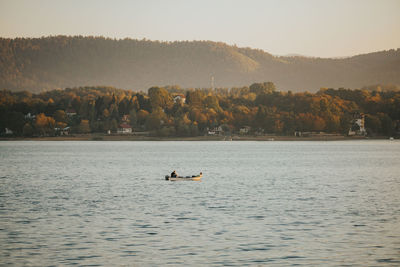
<box><xmin>239</xmin><ymin>126</ymin><xmax>251</xmax><ymax>135</ymax></box>
<box><xmin>5</xmin><ymin>128</ymin><xmax>13</xmax><ymax>135</ymax></box>
<box><xmin>61</xmin><ymin>127</ymin><xmax>70</xmax><ymax>135</ymax></box>
<box><xmin>24</xmin><ymin>113</ymin><xmax>36</xmax><ymax>120</ymax></box>
<box><xmin>348</xmin><ymin>113</ymin><xmax>367</xmax><ymax>136</ymax></box>
<box><xmin>207</xmin><ymin>126</ymin><xmax>223</xmax><ymax>135</ymax></box>
<box><xmin>117</xmin><ymin>123</ymin><xmax>132</xmax><ymax>134</ymax></box>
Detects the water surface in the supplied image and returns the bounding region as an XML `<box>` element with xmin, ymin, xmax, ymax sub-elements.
<box><xmin>1</xmin><ymin>141</ymin><xmax>399</xmax><ymax>266</ymax></box>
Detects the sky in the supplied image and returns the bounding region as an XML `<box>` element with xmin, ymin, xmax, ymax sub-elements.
<box><xmin>0</xmin><ymin>0</ymin><xmax>399</xmax><ymax>58</ymax></box>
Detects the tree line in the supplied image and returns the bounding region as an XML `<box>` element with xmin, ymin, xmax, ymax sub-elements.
<box><xmin>1</xmin><ymin>82</ymin><xmax>399</xmax><ymax>137</ymax></box>
<box><xmin>1</xmin><ymin>36</ymin><xmax>399</xmax><ymax>92</ymax></box>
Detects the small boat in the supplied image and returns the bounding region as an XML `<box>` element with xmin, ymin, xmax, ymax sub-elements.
<box><xmin>165</xmin><ymin>173</ymin><xmax>202</xmax><ymax>181</ymax></box>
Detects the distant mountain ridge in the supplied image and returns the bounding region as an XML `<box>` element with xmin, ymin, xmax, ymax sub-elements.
<box><xmin>0</xmin><ymin>36</ymin><xmax>399</xmax><ymax>92</ymax></box>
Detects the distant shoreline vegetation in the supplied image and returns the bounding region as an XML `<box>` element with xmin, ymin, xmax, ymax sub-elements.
<box><xmin>1</xmin><ymin>82</ymin><xmax>399</xmax><ymax>138</ymax></box>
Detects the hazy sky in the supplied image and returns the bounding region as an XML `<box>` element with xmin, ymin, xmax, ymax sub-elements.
<box><xmin>0</xmin><ymin>0</ymin><xmax>399</xmax><ymax>57</ymax></box>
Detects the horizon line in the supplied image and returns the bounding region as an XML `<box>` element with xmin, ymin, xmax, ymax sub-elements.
<box><xmin>1</xmin><ymin>34</ymin><xmax>399</xmax><ymax>59</ymax></box>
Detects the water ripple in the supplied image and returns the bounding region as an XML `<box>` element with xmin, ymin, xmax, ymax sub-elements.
<box><xmin>0</xmin><ymin>141</ymin><xmax>399</xmax><ymax>266</ymax></box>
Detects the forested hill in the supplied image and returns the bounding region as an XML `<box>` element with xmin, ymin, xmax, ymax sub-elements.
<box><xmin>1</xmin><ymin>36</ymin><xmax>399</xmax><ymax>92</ymax></box>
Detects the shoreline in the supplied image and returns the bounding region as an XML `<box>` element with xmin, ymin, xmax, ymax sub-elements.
<box><xmin>0</xmin><ymin>134</ymin><xmax>391</xmax><ymax>141</ymax></box>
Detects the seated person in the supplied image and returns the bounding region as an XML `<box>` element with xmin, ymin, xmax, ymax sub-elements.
<box><xmin>171</xmin><ymin>170</ymin><xmax>178</xmax><ymax>178</ymax></box>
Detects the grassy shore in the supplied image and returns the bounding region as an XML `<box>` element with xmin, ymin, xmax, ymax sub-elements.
<box><xmin>0</xmin><ymin>134</ymin><xmax>379</xmax><ymax>141</ymax></box>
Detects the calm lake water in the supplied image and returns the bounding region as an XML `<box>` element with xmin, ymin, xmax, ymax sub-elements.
<box><xmin>1</xmin><ymin>141</ymin><xmax>399</xmax><ymax>266</ymax></box>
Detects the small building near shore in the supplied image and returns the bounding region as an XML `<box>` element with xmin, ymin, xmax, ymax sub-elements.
<box><xmin>24</xmin><ymin>113</ymin><xmax>36</xmax><ymax>120</ymax></box>
<box><xmin>117</xmin><ymin>123</ymin><xmax>132</xmax><ymax>134</ymax></box>
<box><xmin>239</xmin><ymin>126</ymin><xmax>251</xmax><ymax>135</ymax></box>
<box><xmin>348</xmin><ymin>113</ymin><xmax>367</xmax><ymax>136</ymax></box>
<box><xmin>207</xmin><ymin>126</ymin><xmax>223</xmax><ymax>135</ymax></box>
<box><xmin>294</xmin><ymin>131</ymin><xmax>302</xmax><ymax>137</ymax></box>
<box><xmin>61</xmin><ymin>127</ymin><xmax>70</xmax><ymax>135</ymax></box>
<box><xmin>5</xmin><ymin>128</ymin><xmax>13</xmax><ymax>135</ymax></box>
<box><xmin>54</xmin><ymin>126</ymin><xmax>70</xmax><ymax>136</ymax></box>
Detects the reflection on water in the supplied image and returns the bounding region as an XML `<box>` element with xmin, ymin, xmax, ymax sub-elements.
<box><xmin>0</xmin><ymin>141</ymin><xmax>399</xmax><ymax>265</ymax></box>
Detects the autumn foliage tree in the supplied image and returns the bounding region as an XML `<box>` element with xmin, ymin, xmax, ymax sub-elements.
<box><xmin>1</xmin><ymin>83</ymin><xmax>399</xmax><ymax>137</ymax></box>
<box><xmin>35</xmin><ymin>113</ymin><xmax>56</xmax><ymax>136</ymax></box>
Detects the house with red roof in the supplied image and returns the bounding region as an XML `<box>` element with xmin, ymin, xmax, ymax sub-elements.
<box><xmin>117</xmin><ymin>123</ymin><xmax>132</xmax><ymax>134</ymax></box>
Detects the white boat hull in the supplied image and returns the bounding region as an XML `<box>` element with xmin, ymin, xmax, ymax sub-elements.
<box><xmin>165</xmin><ymin>174</ymin><xmax>202</xmax><ymax>181</ymax></box>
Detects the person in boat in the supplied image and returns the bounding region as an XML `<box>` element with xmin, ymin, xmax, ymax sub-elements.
<box><xmin>171</xmin><ymin>170</ymin><xmax>178</xmax><ymax>178</ymax></box>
